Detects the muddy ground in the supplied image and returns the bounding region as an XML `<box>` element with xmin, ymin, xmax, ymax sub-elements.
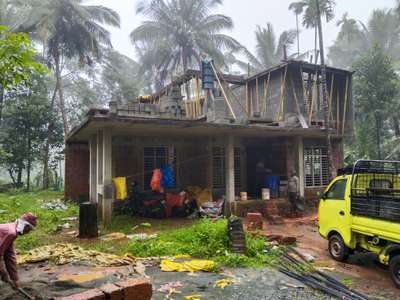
<box><xmin>263</xmin><ymin>215</ymin><xmax>400</xmax><ymax>300</ymax></box>
<box><xmin>1</xmin><ymin>215</ymin><xmax>399</xmax><ymax>300</ymax></box>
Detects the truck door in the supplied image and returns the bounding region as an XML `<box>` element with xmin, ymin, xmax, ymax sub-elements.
<box><xmin>319</xmin><ymin>178</ymin><xmax>351</xmax><ymax>244</ymax></box>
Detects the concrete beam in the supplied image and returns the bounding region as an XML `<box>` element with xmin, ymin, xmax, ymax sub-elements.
<box><xmin>225</xmin><ymin>135</ymin><xmax>235</xmax><ymax>216</ymax></box>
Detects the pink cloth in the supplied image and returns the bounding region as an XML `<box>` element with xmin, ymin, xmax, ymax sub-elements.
<box><xmin>0</xmin><ymin>223</ymin><xmax>18</xmax><ymax>281</ymax></box>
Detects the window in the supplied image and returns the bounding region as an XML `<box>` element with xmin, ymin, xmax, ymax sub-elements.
<box><xmin>143</xmin><ymin>147</ymin><xmax>176</xmax><ymax>190</ymax></box>
<box><xmin>212</xmin><ymin>147</ymin><xmax>241</xmax><ymax>189</ymax></box>
<box><xmin>326</xmin><ymin>179</ymin><xmax>347</xmax><ymax>200</ymax></box>
<box><xmin>304</xmin><ymin>147</ymin><xmax>329</xmax><ymax>187</ymax></box>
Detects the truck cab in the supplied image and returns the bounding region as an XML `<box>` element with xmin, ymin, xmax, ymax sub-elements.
<box><xmin>318</xmin><ymin>160</ymin><xmax>400</xmax><ymax>288</ymax></box>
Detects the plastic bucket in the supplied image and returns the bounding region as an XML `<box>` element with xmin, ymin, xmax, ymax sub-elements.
<box><xmin>261</xmin><ymin>188</ymin><xmax>270</xmax><ymax>200</ymax></box>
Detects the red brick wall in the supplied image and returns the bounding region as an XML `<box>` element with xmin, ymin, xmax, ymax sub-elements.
<box><xmin>64</xmin><ymin>142</ymin><xmax>89</xmax><ymax>201</ymax></box>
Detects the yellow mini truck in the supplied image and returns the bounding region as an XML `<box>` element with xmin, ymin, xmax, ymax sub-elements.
<box><xmin>318</xmin><ymin>160</ymin><xmax>400</xmax><ymax>288</ymax></box>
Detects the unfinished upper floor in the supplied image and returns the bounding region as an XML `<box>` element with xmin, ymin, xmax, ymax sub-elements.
<box><xmin>102</xmin><ymin>60</ymin><xmax>353</xmax><ymax>137</ymax></box>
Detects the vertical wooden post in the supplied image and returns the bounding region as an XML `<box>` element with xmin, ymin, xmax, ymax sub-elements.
<box><xmin>225</xmin><ymin>135</ymin><xmax>235</xmax><ymax>217</ymax></box>
<box><xmin>89</xmin><ymin>135</ymin><xmax>97</xmax><ymax>203</ymax></box>
<box><xmin>256</xmin><ymin>76</ymin><xmax>259</xmax><ymax>113</ymax></box>
<box><xmin>297</xmin><ymin>136</ymin><xmax>305</xmax><ymax>199</ymax></box>
<box><xmin>342</xmin><ymin>75</ymin><xmax>349</xmax><ymax>135</ymax></box>
<box><xmin>102</xmin><ymin>128</ymin><xmax>113</xmax><ymax>226</ymax></box>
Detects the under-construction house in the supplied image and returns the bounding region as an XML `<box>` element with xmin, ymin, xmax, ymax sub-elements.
<box><xmin>65</xmin><ymin>60</ymin><xmax>353</xmax><ymax>222</ymax></box>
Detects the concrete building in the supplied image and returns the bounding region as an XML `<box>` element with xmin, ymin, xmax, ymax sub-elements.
<box><xmin>65</xmin><ymin>60</ymin><xmax>353</xmax><ymax>224</ymax></box>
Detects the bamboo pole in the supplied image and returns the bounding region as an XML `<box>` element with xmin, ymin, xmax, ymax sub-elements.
<box><xmin>300</xmin><ymin>67</ymin><xmax>306</xmax><ymax>113</ymax></box>
<box><xmin>290</xmin><ymin>75</ymin><xmax>301</xmax><ymax>115</ymax></box>
<box><xmin>278</xmin><ymin>65</ymin><xmax>288</xmax><ymax>121</ymax></box>
<box><xmin>210</xmin><ymin>61</ymin><xmax>237</xmax><ymax>120</ymax></box>
<box><xmin>245</xmin><ymin>82</ymin><xmax>249</xmax><ymax>115</ymax></box>
<box><xmin>336</xmin><ymin>91</ymin><xmax>339</xmax><ymax>132</ymax></box>
<box><xmin>256</xmin><ymin>76</ymin><xmax>260</xmax><ymax>113</ymax></box>
<box><xmin>263</xmin><ymin>73</ymin><xmax>271</xmax><ymax>116</ymax></box>
<box><xmin>342</xmin><ymin>75</ymin><xmax>349</xmax><ymax>135</ymax></box>
<box><xmin>328</xmin><ymin>75</ymin><xmax>334</xmax><ymax>122</ymax></box>
<box><xmin>308</xmin><ymin>74</ymin><xmax>317</xmax><ymax>125</ymax></box>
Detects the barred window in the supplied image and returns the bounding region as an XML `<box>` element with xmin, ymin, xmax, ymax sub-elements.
<box><xmin>144</xmin><ymin>147</ymin><xmax>176</xmax><ymax>190</ymax></box>
<box><xmin>212</xmin><ymin>147</ymin><xmax>241</xmax><ymax>189</ymax></box>
<box><xmin>304</xmin><ymin>147</ymin><xmax>329</xmax><ymax>187</ymax></box>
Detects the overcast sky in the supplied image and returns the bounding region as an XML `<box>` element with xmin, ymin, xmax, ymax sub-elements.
<box><xmin>88</xmin><ymin>0</ymin><xmax>395</xmax><ymax>62</ymax></box>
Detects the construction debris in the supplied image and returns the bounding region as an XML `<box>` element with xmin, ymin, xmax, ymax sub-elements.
<box><xmin>214</xmin><ymin>278</ymin><xmax>235</xmax><ymax>289</ymax></box>
<box><xmin>158</xmin><ymin>281</ymin><xmax>184</xmax><ymax>293</ymax></box>
<box><xmin>277</xmin><ymin>247</ymin><xmax>369</xmax><ymax>300</ymax></box>
<box><xmin>100</xmin><ymin>232</ymin><xmax>126</xmax><ymax>241</ymax></box>
<box><xmin>127</xmin><ymin>233</ymin><xmax>157</xmax><ymax>241</ymax></box>
<box><xmin>40</xmin><ymin>200</ymin><xmax>67</xmax><ymax>210</ymax></box>
<box><xmin>160</xmin><ymin>259</ymin><xmax>215</xmax><ymax>272</ymax></box>
<box><xmin>17</xmin><ymin>243</ymin><xmax>136</xmax><ymax>267</ymax></box>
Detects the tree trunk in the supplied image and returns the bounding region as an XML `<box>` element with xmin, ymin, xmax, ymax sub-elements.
<box><xmin>296</xmin><ymin>14</ymin><xmax>300</xmax><ymax>56</ymax></box>
<box><xmin>0</xmin><ymin>86</ymin><xmax>4</xmax><ymax>126</ymax></box>
<box><xmin>16</xmin><ymin>163</ymin><xmax>23</xmax><ymax>188</ymax></box>
<box><xmin>27</xmin><ymin>135</ymin><xmax>31</xmax><ymax>192</ymax></box>
<box><xmin>53</xmin><ymin>51</ymin><xmax>69</xmax><ymax>136</ymax></box>
<box><xmin>393</xmin><ymin>117</ymin><xmax>400</xmax><ymax>137</ymax></box>
<box><xmin>43</xmin><ymin>84</ymin><xmax>58</xmax><ymax>190</ymax></box>
<box><xmin>8</xmin><ymin>169</ymin><xmax>16</xmax><ymax>187</ymax></box>
<box><xmin>314</xmin><ymin>26</ymin><xmax>318</xmax><ymax>63</ymax></box>
<box><xmin>375</xmin><ymin>114</ymin><xmax>382</xmax><ymax>159</ymax></box>
<box><xmin>316</xmin><ymin>0</ymin><xmax>334</xmax><ymax>180</ymax></box>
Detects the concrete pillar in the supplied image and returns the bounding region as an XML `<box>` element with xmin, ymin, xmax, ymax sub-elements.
<box><xmin>89</xmin><ymin>135</ymin><xmax>97</xmax><ymax>203</ymax></box>
<box><xmin>225</xmin><ymin>135</ymin><xmax>235</xmax><ymax>216</ymax></box>
<box><xmin>297</xmin><ymin>136</ymin><xmax>305</xmax><ymax>198</ymax></box>
<box><xmin>102</xmin><ymin>128</ymin><xmax>113</xmax><ymax>226</ymax></box>
<box><xmin>96</xmin><ymin>131</ymin><xmax>103</xmax><ymax>215</ymax></box>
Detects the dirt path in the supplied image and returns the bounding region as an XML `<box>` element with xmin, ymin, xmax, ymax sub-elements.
<box><xmin>262</xmin><ymin>214</ymin><xmax>400</xmax><ymax>300</ymax></box>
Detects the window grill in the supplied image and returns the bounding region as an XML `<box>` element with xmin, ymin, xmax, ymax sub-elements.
<box><xmin>143</xmin><ymin>147</ymin><xmax>176</xmax><ymax>190</ymax></box>
<box><xmin>304</xmin><ymin>146</ymin><xmax>329</xmax><ymax>187</ymax></box>
<box><xmin>212</xmin><ymin>147</ymin><xmax>241</xmax><ymax>189</ymax></box>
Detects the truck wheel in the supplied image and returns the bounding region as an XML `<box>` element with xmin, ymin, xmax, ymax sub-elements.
<box><xmin>328</xmin><ymin>234</ymin><xmax>349</xmax><ymax>262</ymax></box>
<box><xmin>389</xmin><ymin>255</ymin><xmax>400</xmax><ymax>288</ymax></box>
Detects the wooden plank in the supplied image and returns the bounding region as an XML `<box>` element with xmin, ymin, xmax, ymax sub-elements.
<box><xmin>336</xmin><ymin>90</ymin><xmax>340</xmax><ymax>132</ymax></box>
<box><xmin>328</xmin><ymin>74</ymin><xmax>334</xmax><ymax>122</ymax></box>
<box><xmin>245</xmin><ymin>82</ymin><xmax>249</xmax><ymax>115</ymax></box>
<box><xmin>263</xmin><ymin>73</ymin><xmax>271</xmax><ymax>117</ymax></box>
<box><xmin>277</xmin><ymin>66</ymin><xmax>288</xmax><ymax>121</ymax></box>
<box><xmin>342</xmin><ymin>75</ymin><xmax>349</xmax><ymax>135</ymax></box>
<box><xmin>308</xmin><ymin>71</ymin><xmax>318</xmax><ymax>125</ymax></box>
<box><xmin>290</xmin><ymin>75</ymin><xmax>308</xmax><ymax>129</ymax></box>
<box><xmin>256</xmin><ymin>76</ymin><xmax>259</xmax><ymax>113</ymax></box>
<box><xmin>210</xmin><ymin>61</ymin><xmax>237</xmax><ymax>120</ymax></box>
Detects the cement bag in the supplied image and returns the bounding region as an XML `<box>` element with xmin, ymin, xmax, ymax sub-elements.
<box><xmin>113</xmin><ymin>177</ymin><xmax>127</xmax><ymax>200</ymax></box>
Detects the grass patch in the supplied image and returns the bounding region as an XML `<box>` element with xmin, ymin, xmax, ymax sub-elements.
<box><xmin>341</xmin><ymin>277</ymin><xmax>354</xmax><ymax>287</ymax></box>
<box><xmin>127</xmin><ymin>219</ymin><xmax>280</xmax><ymax>268</ymax></box>
<box><xmin>0</xmin><ymin>191</ymin><xmax>77</xmax><ymax>252</ymax></box>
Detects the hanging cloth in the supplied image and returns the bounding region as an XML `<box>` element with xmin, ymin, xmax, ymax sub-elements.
<box><xmin>113</xmin><ymin>177</ymin><xmax>128</xmax><ymax>200</ymax></box>
<box><xmin>150</xmin><ymin>169</ymin><xmax>162</xmax><ymax>192</ymax></box>
<box><xmin>160</xmin><ymin>165</ymin><xmax>175</xmax><ymax>188</ymax></box>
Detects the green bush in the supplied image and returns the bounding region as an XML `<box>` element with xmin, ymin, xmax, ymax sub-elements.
<box><xmin>128</xmin><ymin>219</ymin><xmax>279</xmax><ymax>267</ymax></box>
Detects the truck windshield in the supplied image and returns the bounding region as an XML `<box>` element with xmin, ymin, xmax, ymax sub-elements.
<box><xmin>351</xmin><ymin>160</ymin><xmax>400</xmax><ymax>221</ymax></box>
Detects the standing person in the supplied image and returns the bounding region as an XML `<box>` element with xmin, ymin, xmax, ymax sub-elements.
<box><xmin>288</xmin><ymin>171</ymin><xmax>300</xmax><ymax>214</ymax></box>
<box><xmin>0</xmin><ymin>213</ymin><xmax>37</xmax><ymax>289</ymax></box>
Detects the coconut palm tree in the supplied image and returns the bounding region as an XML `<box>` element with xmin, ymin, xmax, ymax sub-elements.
<box><xmin>131</xmin><ymin>0</ymin><xmax>245</xmax><ymax>87</ymax></box>
<box><xmin>240</xmin><ymin>23</ymin><xmax>297</xmax><ymax>73</ymax></box>
<box><xmin>289</xmin><ymin>0</ymin><xmax>335</xmax><ymax>61</ymax></box>
<box><xmin>328</xmin><ymin>9</ymin><xmax>400</xmax><ymax>69</ymax></box>
<box><xmin>288</xmin><ymin>2</ymin><xmax>304</xmax><ymax>55</ymax></box>
<box><xmin>19</xmin><ymin>0</ymin><xmax>121</xmax><ymax>135</ymax></box>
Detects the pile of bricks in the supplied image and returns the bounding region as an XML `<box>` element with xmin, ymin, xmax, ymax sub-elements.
<box><xmin>263</xmin><ymin>201</ymin><xmax>284</xmax><ymax>225</ymax></box>
<box><xmin>57</xmin><ymin>278</ymin><xmax>152</xmax><ymax>300</ymax></box>
<box><xmin>245</xmin><ymin>212</ymin><xmax>263</xmax><ymax>231</ymax></box>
